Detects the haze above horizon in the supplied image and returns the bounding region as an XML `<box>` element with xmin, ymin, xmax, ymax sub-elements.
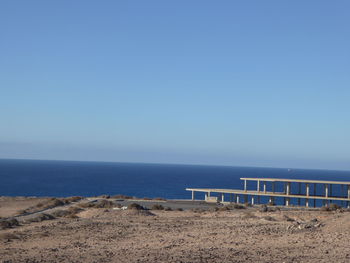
<box><xmin>1</xmin><ymin>1</ymin><xmax>350</xmax><ymax>170</ymax></box>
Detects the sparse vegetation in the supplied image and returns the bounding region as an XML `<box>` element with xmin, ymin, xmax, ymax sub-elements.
<box><xmin>78</xmin><ymin>199</ymin><xmax>116</xmax><ymax>209</ymax></box>
<box><xmin>153</xmin><ymin>197</ymin><xmax>166</xmax><ymax>201</ymax></box>
<box><xmin>232</xmin><ymin>203</ymin><xmax>246</xmax><ymax>209</ymax></box>
<box><xmin>50</xmin><ymin>207</ymin><xmax>83</xmax><ymax>218</ymax></box>
<box><xmin>321</xmin><ymin>203</ymin><xmax>342</xmax><ymax>212</ymax></box>
<box><xmin>164</xmin><ymin>207</ymin><xmax>172</xmax><ymax>211</ymax></box>
<box><xmin>25</xmin><ymin>213</ymin><xmax>55</xmax><ymax>223</ymax></box>
<box><xmin>111</xmin><ymin>194</ymin><xmax>133</xmax><ymax>200</ymax></box>
<box><xmin>0</xmin><ymin>233</ymin><xmax>20</xmax><ymax>241</ymax></box>
<box><xmin>262</xmin><ymin>215</ymin><xmax>276</xmax><ymax>221</ymax></box>
<box><xmin>64</xmin><ymin>196</ymin><xmax>83</xmax><ymax>203</ymax></box>
<box><xmin>243</xmin><ymin>211</ymin><xmax>257</xmax><ymax>219</ymax></box>
<box><xmin>128</xmin><ymin>203</ymin><xmax>145</xmax><ymax>210</ymax></box>
<box><xmin>151</xmin><ymin>204</ymin><xmax>165</xmax><ymax>210</ymax></box>
<box><xmin>0</xmin><ymin>218</ymin><xmax>19</xmax><ymax>229</ymax></box>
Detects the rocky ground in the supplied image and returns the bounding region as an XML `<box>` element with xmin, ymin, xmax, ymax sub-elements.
<box><xmin>1</xmin><ymin>197</ymin><xmax>350</xmax><ymax>263</ymax></box>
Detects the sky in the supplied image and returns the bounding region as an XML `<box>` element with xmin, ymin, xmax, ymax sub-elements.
<box><xmin>1</xmin><ymin>1</ymin><xmax>350</xmax><ymax>170</ymax></box>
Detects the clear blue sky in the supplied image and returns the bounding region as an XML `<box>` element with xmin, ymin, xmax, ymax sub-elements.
<box><xmin>1</xmin><ymin>1</ymin><xmax>350</xmax><ymax>170</ymax></box>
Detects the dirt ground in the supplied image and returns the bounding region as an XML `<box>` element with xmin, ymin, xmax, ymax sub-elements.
<box><xmin>1</xmin><ymin>197</ymin><xmax>350</xmax><ymax>263</ymax></box>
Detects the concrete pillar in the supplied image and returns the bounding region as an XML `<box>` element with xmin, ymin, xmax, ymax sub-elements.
<box><xmin>257</xmin><ymin>180</ymin><xmax>260</xmax><ymax>192</ymax></box>
<box><xmin>306</xmin><ymin>184</ymin><xmax>310</xmax><ymax>196</ymax></box>
<box><xmin>192</xmin><ymin>191</ymin><xmax>195</xmax><ymax>201</ymax></box>
<box><xmin>305</xmin><ymin>199</ymin><xmax>309</xmax><ymax>207</ymax></box>
<box><xmin>263</xmin><ymin>182</ymin><xmax>266</xmax><ymax>193</ymax></box>
<box><xmin>236</xmin><ymin>195</ymin><xmax>240</xmax><ymax>203</ymax></box>
<box><xmin>251</xmin><ymin>196</ymin><xmax>255</xmax><ymax>205</ymax></box>
<box><xmin>325</xmin><ymin>184</ymin><xmax>329</xmax><ymax>198</ymax></box>
<box><xmin>313</xmin><ymin>183</ymin><xmax>317</xmax><ymax>207</ymax></box>
<box><xmin>244</xmin><ymin>180</ymin><xmax>247</xmax><ymax>192</ymax></box>
<box><xmin>286</xmin><ymin>197</ymin><xmax>290</xmax><ymax>206</ymax></box>
<box><xmin>221</xmin><ymin>193</ymin><xmax>224</xmax><ymax>202</ymax></box>
<box><xmin>269</xmin><ymin>196</ymin><xmax>273</xmax><ymax>204</ymax></box>
<box><xmin>286</xmin><ymin>182</ymin><xmax>290</xmax><ymax>195</ymax></box>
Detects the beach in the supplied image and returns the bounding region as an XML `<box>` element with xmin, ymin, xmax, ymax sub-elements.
<box><xmin>1</xmin><ymin>196</ymin><xmax>350</xmax><ymax>262</ymax></box>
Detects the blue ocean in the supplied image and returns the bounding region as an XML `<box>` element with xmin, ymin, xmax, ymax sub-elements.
<box><xmin>1</xmin><ymin>159</ymin><xmax>350</xmax><ymax>204</ymax></box>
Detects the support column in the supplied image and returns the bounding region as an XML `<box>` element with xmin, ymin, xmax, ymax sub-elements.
<box><xmin>263</xmin><ymin>182</ymin><xmax>266</xmax><ymax>193</ymax></box>
<box><xmin>298</xmin><ymin>182</ymin><xmax>301</xmax><ymax>206</ymax></box>
<box><xmin>236</xmin><ymin>195</ymin><xmax>240</xmax><ymax>203</ymax></box>
<box><xmin>191</xmin><ymin>191</ymin><xmax>194</xmax><ymax>201</ymax></box>
<box><xmin>221</xmin><ymin>193</ymin><xmax>225</xmax><ymax>203</ymax></box>
<box><xmin>244</xmin><ymin>180</ymin><xmax>247</xmax><ymax>192</ymax></box>
<box><xmin>313</xmin><ymin>183</ymin><xmax>316</xmax><ymax>207</ymax></box>
<box><xmin>325</xmin><ymin>184</ymin><xmax>329</xmax><ymax>198</ymax></box>
<box><xmin>306</xmin><ymin>199</ymin><xmax>309</xmax><ymax>207</ymax></box>
<box><xmin>251</xmin><ymin>196</ymin><xmax>255</xmax><ymax>205</ymax></box>
<box><xmin>286</xmin><ymin>182</ymin><xmax>290</xmax><ymax>195</ymax></box>
<box><xmin>257</xmin><ymin>180</ymin><xmax>260</xmax><ymax>192</ymax></box>
<box><xmin>306</xmin><ymin>183</ymin><xmax>310</xmax><ymax>197</ymax></box>
<box><xmin>286</xmin><ymin>197</ymin><xmax>290</xmax><ymax>206</ymax></box>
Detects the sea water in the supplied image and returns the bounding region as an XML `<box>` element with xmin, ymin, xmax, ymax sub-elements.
<box><xmin>1</xmin><ymin>159</ymin><xmax>350</xmax><ymax>206</ymax></box>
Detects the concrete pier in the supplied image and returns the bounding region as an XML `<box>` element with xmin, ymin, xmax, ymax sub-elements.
<box><xmin>186</xmin><ymin>178</ymin><xmax>350</xmax><ymax>208</ymax></box>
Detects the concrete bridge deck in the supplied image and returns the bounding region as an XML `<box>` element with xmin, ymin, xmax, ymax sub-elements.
<box><xmin>186</xmin><ymin>177</ymin><xmax>350</xmax><ymax>207</ymax></box>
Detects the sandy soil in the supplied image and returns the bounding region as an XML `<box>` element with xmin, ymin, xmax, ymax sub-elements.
<box><xmin>1</xmin><ymin>198</ymin><xmax>350</xmax><ymax>263</ymax></box>
<box><xmin>0</xmin><ymin>197</ymin><xmax>49</xmax><ymax>218</ymax></box>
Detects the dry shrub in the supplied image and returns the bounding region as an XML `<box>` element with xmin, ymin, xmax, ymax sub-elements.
<box><xmin>151</xmin><ymin>204</ymin><xmax>164</xmax><ymax>210</ymax></box>
<box><xmin>93</xmin><ymin>200</ymin><xmax>116</xmax><ymax>208</ymax></box>
<box><xmin>243</xmin><ymin>212</ymin><xmax>257</xmax><ymax>219</ymax></box>
<box><xmin>78</xmin><ymin>200</ymin><xmax>116</xmax><ymax>209</ymax></box>
<box><xmin>262</xmin><ymin>215</ymin><xmax>276</xmax><ymax>221</ymax></box>
<box><xmin>218</xmin><ymin>206</ymin><xmax>231</xmax><ymax>211</ymax></box>
<box><xmin>232</xmin><ymin>203</ymin><xmax>246</xmax><ymax>209</ymax></box>
<box><xmin>128</xmin><ymin>203</ymin><xmax>145</xmax><ymax>210</ymax></box>
<box><xmin>0</xmin><ymin>218</ymin><xmax>19</xmax><ymax>230</ymax></box>
<box><xmin>25</xmin><ymin>213</ymin><xmax>55</xmax><ymax>223</ymax></box>
<box><xmin>260</xmin><ymin>204</ymin><xmax>278</xmax><ymax>212</ymax></box>
<box><xmin>191</xmin><ymin>208</ymin><xmax>205</xmax><ymax>213</ymax></box>
<box><xmin>321</xmin><ymin>203</ymin><xmax>342</xmax><ymax>212</ymax></box>
<box><xmin>98</xmin><ymin>195</ymin><xmax>110</xmax><ymax>199</ymax></box>
<box><xmin>17</xmin><ymin>209</ymin><xmax>28</xmax><ymax>215</ymax></box>
<box><xmin>283</xmin><ymin>215</ymin><xmax>295</xmax><ymax>222</ymax></box>
<box><xmin>64</xmin><ymin>196</ymin><xmax>83</xmax><ymax>203</ymax></box>
<box><xmin>164</xmin><ymin>207</ymin><xmax>172</xmax><ymax>211</ymax></box>
<box><xmin>51</xmin><ymin>207</ymin><xmax>83</xmax><ymax>218</ymax></box>
<box><xmin>36</xmin><ymin>198</ymin><xmax>65</xmax><ymax>210</ymax></box>
<box><xmin>176</xmin><ymin>208</ymin><xmax>183</xmax><ymax>211</ymax></box>
<box><xmin>111</xmin><ymin>194</ymin><xmax>133</xmax><ymax>200</ymax></box>
<box><xmin>153</xmin><ymin>197</ymin><xmax>166</xmax><ymax>201</ymax></box>
<box><xmin>77</xmin><ymin>202</ymin><xmax>95</xmax><ymax>208</ymax></box>
<box><xmin>0</xmin><ymin>233</ymin><xmax>20</xmax><ymax>241</ymax></box>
